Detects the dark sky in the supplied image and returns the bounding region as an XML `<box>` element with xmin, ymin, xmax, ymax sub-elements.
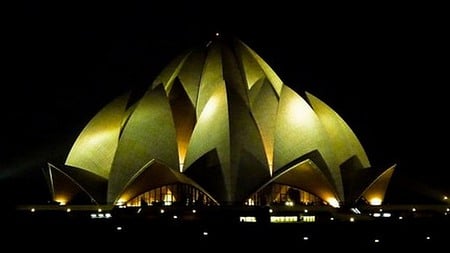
<box><xmin>2</xmin><ymin>2</ymin><xmax>449</xmax><ymax>205</ymax></box>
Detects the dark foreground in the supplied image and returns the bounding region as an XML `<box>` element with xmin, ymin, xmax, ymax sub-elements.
<box><xmin>4</xmin><ymin>205</ymin><xmax>449</xmax><ymax>250</ymax></box>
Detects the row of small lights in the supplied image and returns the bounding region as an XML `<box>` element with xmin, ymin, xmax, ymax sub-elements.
<box><xmin>30</xmin><ymin>207</ymin><xmax>105</xmax><ymax>212</ymax></box>
<box><xmin>29</xmin><ymin>206</ymin><xmax>450</xmax><ymax>221</ymax></box>
<box><xmin>30</xmin><ymin>192</ymin><xmax>448</xmax><ymax>213</ymax></box>
<box><xmin>29</xmin><ymin>203</ymin><xmax>450</xmax><ymax>224</ymax></box>
<box><xmin>114</xmin><ymin>223</ymin><xmax>435</xmax><ymax>246</ymax></box>
<box><xmin>29</xmin><ymin>206</ymin><xmax>450</xmax><ymax>214</ymax></box>
<box><xmin>27</xmin><ymin>204</ymin><xmax>443</xmax><ymax>243</ymax></box>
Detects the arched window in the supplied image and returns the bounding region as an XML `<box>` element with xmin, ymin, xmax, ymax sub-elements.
<box><xmin>126</xmin><ymin>183</ymin><xmax>217</xmax><ymax>207</ymax></box>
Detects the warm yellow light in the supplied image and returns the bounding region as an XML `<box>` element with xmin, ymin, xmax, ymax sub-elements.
<box><xmin>268</xmin><ymin>162</ymin><xmax>273</xmax><ymax>176</ymax></box>
<box><xmin>66</xmin><ymin>208</ymin><xmax>71</xmax><ymax>212</ymax></box>
<box><xmin>301</xmin><ymin>215</ymin><xmax>316</xmax><ymax>222</ymax></box>
<box><xmin>55</xmin><ymin>198</ymin><xmax>67</xmax><ymax>206</ymax></box>
<box><xmin>179</xmin><ymin>162</ymin><xmax>184</xmax><ymax>172</ymax></box>
<box><xmin>30</xmin><ymin>208</ymin><xmax>35</xmax><ymax>212</ymax></box>
<box><xmin>202</xmin><ymin>95</ymin><xmax>219</xmax><ymax>119</ymax></box>
<box><xmin>163</xmin><ymin>192</ymin><xmax>174</xmax><ymax>206</ymax></box>
<box><xmin>369</xmin><ymin>197</ymin><xmax>382</xmax><ymax>206</ymax></box>
<box><xmin>444</xmin><ymin>196</ymin><xmax>448</xmax><ymax>200</ymax></box>
<box><xmin>285</xmin><ymin>97</ymin><xmax>318</xmax><ymax>129</ymax></box>
<box><xmin>270</xmin><ymin>216</ymin><xmax>298</xmax><ymax>223</ymax></box>
<box><xmin>178</xmin><ymin>145</ymin><xmax>187</xmax><ymax>172</ymax></box>
<box><xmin>326</xmin><ymin>198</ymin><xmax>340</xmax><ymax>208</ymax></box>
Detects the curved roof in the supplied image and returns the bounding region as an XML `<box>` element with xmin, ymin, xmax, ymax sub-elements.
<box><xmin>58</xmin><ymin>36</ymin><xmax>392</xmax><ymax>206</ymax></box>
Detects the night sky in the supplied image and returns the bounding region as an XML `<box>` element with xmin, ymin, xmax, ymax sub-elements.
<box><xmin>2</xmin><ymin>2</ymin><xmax>449</xmax><ymax>205</ymax></box>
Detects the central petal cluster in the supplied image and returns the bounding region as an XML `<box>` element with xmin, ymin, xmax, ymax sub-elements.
<box><xmin>51</xmin><ymin>37</ymin><xmax>393</xmax><ymax>207</ymax></box>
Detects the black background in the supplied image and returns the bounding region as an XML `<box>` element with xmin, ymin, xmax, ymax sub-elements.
<box><xmin>2</xmin><ymin>1</ymin><xmax>449</xmax><ymax>205</ymax></box>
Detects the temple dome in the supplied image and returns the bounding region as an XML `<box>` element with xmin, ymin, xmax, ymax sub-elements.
<box><xmin>46</xmin><ymin>36</ymin><xmax>395</xmax><ymax>207</ymax></box>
